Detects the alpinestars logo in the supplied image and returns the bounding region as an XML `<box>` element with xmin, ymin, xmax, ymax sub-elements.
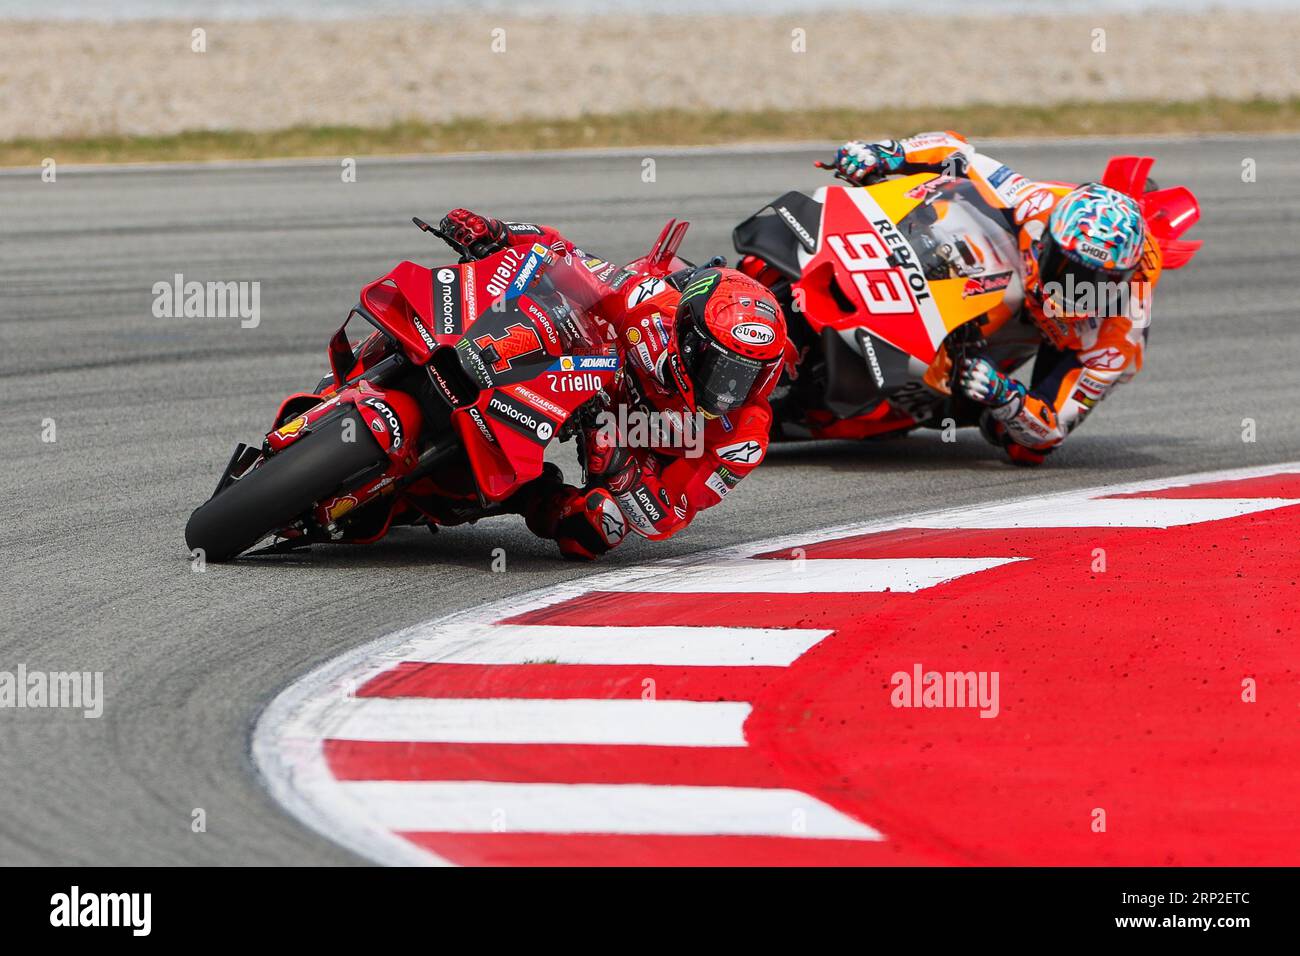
<box><xmin>626</xmin><ymin>276</ymin><xmax>667</xmax><ymax>309</ymax></box>
<box><xmin>473</xmin><ymin>324</ymin><xmax>543</xmax><ymax>373</ymax></box>
<box><xmin>596</xmin><ymin>497</ymin><xmax>626</xmax><ymax>545</ymax></box>
<box><xmin>716</xmin><ymin>439</ymin><xmax>763</xmax><ymax>465</ymax></box>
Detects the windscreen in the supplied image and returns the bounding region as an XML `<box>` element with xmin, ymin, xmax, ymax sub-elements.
<box><xmin>895</xmin><ymin>179</ymin><xmax>1020</xmax><ymax>284</ymax></box>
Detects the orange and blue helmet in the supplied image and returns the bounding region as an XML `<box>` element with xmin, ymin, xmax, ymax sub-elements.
<box><xmin>1037</xmin><ymin>183</ymin><xmax>1146</xmax><ymax>315</ymax></box>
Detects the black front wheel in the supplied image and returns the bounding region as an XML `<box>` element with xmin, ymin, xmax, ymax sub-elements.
<box><xmin>184</xmin><ymin>408</ymin><xmax>387</xmax><ymax>562</ymax></box>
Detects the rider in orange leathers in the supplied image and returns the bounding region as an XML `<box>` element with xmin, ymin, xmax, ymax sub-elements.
<box><xmin>829</xmin><ymin>131</ymin><xmax>1165</xmax><ymax>464</ymax></box>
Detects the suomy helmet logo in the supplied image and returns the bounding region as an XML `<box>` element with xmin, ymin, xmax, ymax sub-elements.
<box><xmin>732</xmin><ymin>321</ymin><xmax>775</xmax><ymax>347</ymax></box>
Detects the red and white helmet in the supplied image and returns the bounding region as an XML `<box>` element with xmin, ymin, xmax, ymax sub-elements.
<box><xmin>668</xmin><ymin>268</ymin><xmax>786</xmax><ymax>416</ymax></box>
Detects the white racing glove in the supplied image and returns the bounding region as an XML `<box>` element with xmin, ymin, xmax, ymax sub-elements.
<box><xmin>959</xmin><ymin>357</ymin><xmax>1026</xmax><ymax>418</ymax></box>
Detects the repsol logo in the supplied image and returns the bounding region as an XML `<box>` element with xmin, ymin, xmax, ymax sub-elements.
<box><xmin>871</xmin><ymin>217</ymin><xmax>933</xmax><ymax>303</ymax></box>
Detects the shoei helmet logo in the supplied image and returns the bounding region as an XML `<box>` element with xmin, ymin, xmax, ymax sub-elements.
<box><xmin>1050</xmin><ymin>184</ymin><xmax>1145</xmax><ymax>271</ymax></box>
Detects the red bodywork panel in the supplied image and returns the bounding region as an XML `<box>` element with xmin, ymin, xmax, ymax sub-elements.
<box><xmin>264</xmin><ymin>242</ymin><xmax>623</xmax><ymax>541</ymax></box>
<box><xmin>795</xmin><ymin>187</ymin><xmax>940</xmax><ymax>363</ymax></box>
<box><xmin>1102</xmin><ymin>155</ymin><xmax>1202</xmax><ymax>269</ymax></box>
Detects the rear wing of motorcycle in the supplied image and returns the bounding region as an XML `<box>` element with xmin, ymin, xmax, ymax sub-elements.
<box><xmin>1102</xmin><ymin>155</ymin><xmax>1202</xmax><ymax>270</ymax></box>
<box><xmin>642</xmin><ymin>218</ymin><xmax>691</xmax><ymax>275</ymax></box>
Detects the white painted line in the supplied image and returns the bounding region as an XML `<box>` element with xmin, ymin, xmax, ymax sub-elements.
<box><xmin>325</xmin><ymin>697</ymin><xmax>751</xmax><ymax>747</ymax></box>
<box><xmin>922</xmin><ymin>497</ymin><xmax>1299</xmax><ymax>530</ymax></box>
<box><xmin>608</xmin><ymin>557</ymin><xmax>1022</xmax><ymax>593</ymax></box>
<box><xmin>339</xmin><ymin>780</ymin><xmax>884</xmax><ymax>840</ymax></box>
<box><xmin>400</xmin><ymin>624</ymin><xmax>832</xmax><ymax>667</ymax></box>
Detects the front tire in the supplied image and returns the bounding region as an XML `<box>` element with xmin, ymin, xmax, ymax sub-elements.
<box><xmin>184</xmin><ymin>408</ymin><xmax>386</xmax><ymax>562</ymax></box>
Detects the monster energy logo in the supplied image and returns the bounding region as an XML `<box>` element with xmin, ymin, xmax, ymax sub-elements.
<box><xmin>680</xmin><ymin>272</ymin><xmax>719</xmax><ymax>301</ymax></box>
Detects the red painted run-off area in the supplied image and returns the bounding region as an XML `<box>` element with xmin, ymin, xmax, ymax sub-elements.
<box><xmin>335</xmin><ymin>474</ymin><xmax>1300</xmax><ymax>865</ymax></box>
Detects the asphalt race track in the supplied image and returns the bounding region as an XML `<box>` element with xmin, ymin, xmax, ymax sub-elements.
<box><xmin>2</xmin><ymin>135</ymin><xmax>1299</xmax><ymax>865</ymax></box>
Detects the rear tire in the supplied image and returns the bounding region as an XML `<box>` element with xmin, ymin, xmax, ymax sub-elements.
<box><xmin>184</xmin><ymin>408</ymin><xmax>386</xmax><ymax>562</ymax></box>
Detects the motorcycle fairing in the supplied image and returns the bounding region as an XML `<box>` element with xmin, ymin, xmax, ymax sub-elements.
<box><xmin>798</xmin><ymin>182</ymin><xmax>941</xmax><ymax>362</ymax></box>
<box><xmin>795</xmin><ymin>176</ymin><xmax>1022</xmax><ymax>365</ymax></box>
<box><xmin>450</xmin><ymin>344</ymin><xmax>620</xmax><ymax>502</ymax></box>
<box><xmin>360</xmin><ymin>268</ymin><xmax>438</xmax><ymax>365</ymax></box>
<box><xmin>447</xmin><ymin>252</ymin><xmax>622</xmax><ymax>502</ymax></box>
<box><xmin>821</xmin><ymin>324</ymin><xmax>921</xmax><ymax>418</ymax></box>
<box><xmin>313</xmin><ymin>241</ymin><xmax>621</xmax><ymax>510</ymax></box>
<box><xmin>349</xmin><ymin>242</ymin><xmax>556</xmax><ymax>375</ymax></box>
<box><xmin>622</xmin><ymin>217</ymin><xmax>693</xmax><ymax>279</ymax></box>
<box><xmin>732</xmin><ymin>192</ymin><xmax>824</xmax><ymax>280</ymax></box>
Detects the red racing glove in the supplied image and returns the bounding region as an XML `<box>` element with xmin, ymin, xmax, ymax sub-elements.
<box><xmin>437</xmin><ymin>208</ymin><xmax>508</xmax><ymax>261</ymax></box>
<box><xmin>581</xmin><ymin>419</ymin><xmax>636</xmax><ymax>489</ymax></box>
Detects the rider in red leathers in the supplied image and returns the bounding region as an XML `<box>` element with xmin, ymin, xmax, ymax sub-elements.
<box><xmin>437</xmin><ymin>209</ymin><xmax>789</xmax><ymax>559</ymax></box>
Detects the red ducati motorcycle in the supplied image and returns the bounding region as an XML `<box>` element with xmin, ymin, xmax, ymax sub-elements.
<box><xmin>184</xmin><ymin>218</ymin><xmax>689</xmax><ymax>561</ymax></box>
